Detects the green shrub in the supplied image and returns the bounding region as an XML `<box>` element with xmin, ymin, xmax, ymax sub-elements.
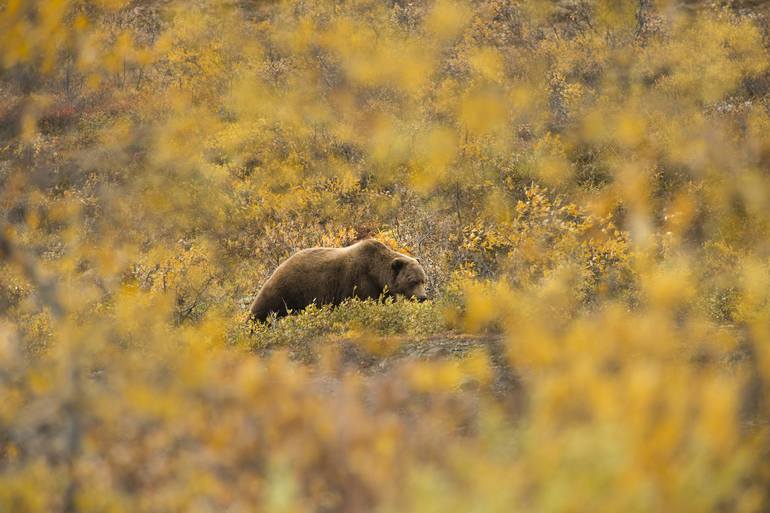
<box><xmin>238</xmin><ymin>296</ymin><xmax>450</xmax><ymax>352</ymax></box>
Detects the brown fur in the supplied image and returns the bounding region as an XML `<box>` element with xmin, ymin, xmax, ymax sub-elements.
<box><xmin>248</xmin><ymin>239</ymin><xmax>428</xmax><ymax>322</ymax></box>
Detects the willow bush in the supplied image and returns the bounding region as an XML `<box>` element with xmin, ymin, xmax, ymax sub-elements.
<box><xmin>1</xmin><ymin>0</ymin><xmax>770</xmax><ymax>512</ymax></box>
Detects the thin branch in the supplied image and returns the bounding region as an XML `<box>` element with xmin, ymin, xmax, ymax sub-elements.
<box><xmin>0</xmin><ymin>224</ymin><xmax>64</xmax><ymax>319</ymax></box>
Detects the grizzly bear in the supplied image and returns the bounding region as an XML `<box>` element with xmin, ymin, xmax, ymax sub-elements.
<box><xmin>248</xmin><ymin>238</ymin><xmax>428</xmax><ymax>322</ymax></box>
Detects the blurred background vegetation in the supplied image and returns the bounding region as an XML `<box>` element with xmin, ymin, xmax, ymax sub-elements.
<box><xmin>2</xmin><ymin>0</ymin><xmax>770</xmax><ymax>511</ymax></box>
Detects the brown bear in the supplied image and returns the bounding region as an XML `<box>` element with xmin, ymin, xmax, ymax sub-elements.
<box><xmin>248</xmin><ymin>238</ymin><xmax>428</xmax><ymax>322</ymax></box>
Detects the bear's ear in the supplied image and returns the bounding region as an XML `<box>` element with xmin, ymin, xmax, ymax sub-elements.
<box><xmin>391</xmin><ymin>258</ymin><xmax>407</xmax><ymax>274</ymax></box>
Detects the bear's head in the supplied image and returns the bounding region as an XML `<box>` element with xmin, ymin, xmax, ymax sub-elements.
<box><xmin>389</xmin><ymin>257</ymin><xmax>428</xmax><ymax>301</ymax></box>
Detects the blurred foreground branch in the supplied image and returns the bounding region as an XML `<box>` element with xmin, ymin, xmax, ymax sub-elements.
<box><xmin>0</xmin><ymin>223</ymin><xmax>63</xmax><ymax>318</ymax></box>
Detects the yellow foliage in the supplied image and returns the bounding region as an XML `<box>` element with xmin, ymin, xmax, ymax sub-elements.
<box><xmin>2</xmin><ymin>1</ymin><xmax>770</xmax><ymax>512</ymax></box>
<box><xmin>458</xmin><ymin>86</ymin><xmax>506</xmax><ymax>135</ymax></box>
<box><xmin>426</xmin><ymin>0</ymin><xmax>472</xmax><ymax>41</ymax></box>
<box><xmin>468</xmin><ymin>47</ymin><xmax>505</xmax><ymax>84</ymax></box>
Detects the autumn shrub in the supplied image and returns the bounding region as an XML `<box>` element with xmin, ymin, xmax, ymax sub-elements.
<box><xmin>240</xmin><ymin>296</ymin><xmax>449</xmax><ymax>353</ymax></box>
<box><xmin>460</xmin><ymin>184</ymin><xmax>633</xmax><ymax>304</ymax></box>
<box><xmin>2</xmin><ymin>0</ymin><xmax>770</xmax><ymax>512</ymax></box>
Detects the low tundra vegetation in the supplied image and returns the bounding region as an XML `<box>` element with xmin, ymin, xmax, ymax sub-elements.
<box><xmin>239</xmin><ymin>296</ymin><xmax>450</xmax><ymax>352</ymax></box>
<box><xmin>2</xmin><ymin>1</ymin><xmax>770</xmax><ymax>512</ymax></box>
